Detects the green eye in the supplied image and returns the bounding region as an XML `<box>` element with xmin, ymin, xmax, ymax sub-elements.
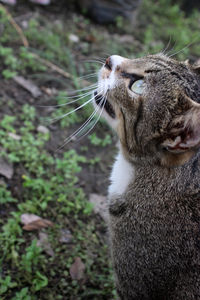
<box><xmin>130</xmin><ymin>79</ymin><xmax>145</xmax><ymax>95</ymax></box>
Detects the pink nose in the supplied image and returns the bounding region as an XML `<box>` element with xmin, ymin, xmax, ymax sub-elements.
<box><xmin>105</xmin><ymin>56</ymin><xmax>112</xmax><ymax>70</ymax></box>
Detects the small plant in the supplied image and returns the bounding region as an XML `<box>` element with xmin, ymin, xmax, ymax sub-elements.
<box><xmin>0</xmin><ymin>186</ymin><xmax>17</xmax><ymax>204</ymax></box>
<box><xmin>0</xmin><ymin>276</ymin><xmax>17</xmax><ymax>296</ymax></box>
<box><xmin>12</xmin><ymin>287</ymin><xmax>32</xmax><ymax>300</ymax></box>
<box><xmin>140</xmin><ymin>0</ymin><xmax>200</xmax><ymax>59</ymax></box>
<box><xmin>88</xmin><ymin>132</ymin><xmax>112</xmax><ymax>146</ymax></box>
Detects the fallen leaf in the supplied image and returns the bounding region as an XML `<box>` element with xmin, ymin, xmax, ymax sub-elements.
<box><xmin>21</xmin><ymin>213</ymin><xmax>53</xmax><ymax>231</ymax></box>
<box><xmin>37</xmin><ymin>232</ymin><xmax>54</xmax><ymax>256</ymax></box>
<box><xmin>0</xmin><ymin>157</ymin><xmax>14</xmax><ymax>179</ymax></box>
<box><xmin>37</xmin><ymin>125</ymin><xmax>49</xmax><ymax>134</ymax></box>
<box><xmin>21</xmin><ymin>213</ymin><xmax>41</xmax><ymax>225</ymax></box>
<box><xmin>84</xmin><ymin>34</ymin><xmax>96</xmax><ymax>43</ymax></box>
<box><xmin>59</xmin><ymin>229</ymin><xmax>73</xmax><ymax>244</ymax></box>
<box><xmin>23</xmin><ymin>219</ymin><xmax>53</xmax><ymax>231</ymax></box>
<box><xmin>13</xmin><ymin>76</ymin><xmax>41</xmax><ymax>98</ymax></box>
<box><xmin>89</xmin><ymin>193</ymin><xmax>108</xmax><ymax>222</ymax></box>
<box><xmin>41</xmin><ymin>86</ymin><xmax>56</xmax><ymax>96</ymax></box>
<box><xmin>8</xmin><ymin>132</ymin><xmax>21</xmax><ymax>140</ymax></box>
<box><xmin>70</xmin><ymin>257</ymin><xmax>85</xmax><ymax>281</ymax></box>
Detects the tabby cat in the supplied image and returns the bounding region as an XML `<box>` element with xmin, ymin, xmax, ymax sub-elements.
<box><xmin>94</xmin><ymin>54</ymin><xmax>200</xmax><ymax>299</ymax></box>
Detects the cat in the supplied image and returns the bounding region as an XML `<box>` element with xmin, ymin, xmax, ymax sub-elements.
<box><xmin>94</xmin><ymin>54</ymin><xmax>200</xmax><ymax>299</ymax></box>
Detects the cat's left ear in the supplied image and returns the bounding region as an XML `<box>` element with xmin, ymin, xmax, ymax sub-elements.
<box><xmin>192</xmin><ymin>59</ymin><xmax>200</xmax><ymax>73</ymax></box>
<box><xmin>162</xmin><ymin>93</ymin><xmax>200</xmax><ymax>153</ymax></box>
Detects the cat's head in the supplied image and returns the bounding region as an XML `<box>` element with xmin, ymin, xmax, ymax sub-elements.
<box><xmin>94</xmin><ymin>54</ymin><xmax>200</xmax><ymax>166</ymax></box>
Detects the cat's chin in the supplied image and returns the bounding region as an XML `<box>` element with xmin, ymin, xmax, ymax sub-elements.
<box><xmin>94</xmin><ymin>90</ymin><xmax>115</xmax><ymax>119</ymax></box>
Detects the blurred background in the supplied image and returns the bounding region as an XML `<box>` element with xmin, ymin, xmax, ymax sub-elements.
<box><xmin>0</xmin><ymin>1</ymin><xmax>200</xmax><ymax>299</ymax></box>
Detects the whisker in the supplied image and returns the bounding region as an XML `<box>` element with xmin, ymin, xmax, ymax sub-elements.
<box><xmin>79</xmin><ymin>73</ymin><xmax>98</xmax><ymax>80</ymax></box>
<box><xmin>49</xmin><ymin>89</ymin><xmax>103</xmax><ymax>123</ymax></box>
<box><xmin>79</xmin><ymin>94</ymin><xmax>107</xmax><ymax>140</ymax></box>
<box><xmin>161</xmin><ymin>36</ymin><xmax>172</xmax><ymax>55</ymax></box>
<box><xmin>58</xmin><ymin>89</ymin><xmax>98</xmax><ymax>101</ymax></box>
<box><xmin>165</xmin><ymin>40</ymin><xmax>177</xmax><ymax>57</ymax></box>
<box><xmin>84</xmin><ymin>60</ymin><xmax>104</xmax><ymax>65</ymax></box>
<box><xmin>56</xmin><ymin>91</ymin><xmax>105</xmax><ymax>149</ymax></box>
<box><xmin>168</xmin><ymin>38</ymin><xmax>198</xmax><ymax>58</ymax></box>
<box><xmin>49</xmin><ymin>96</ymin><xmax>94</xmax><ymax>123</ymax></box>
<box><xmin>62</xmin><ymin>100</ymin><xmax>101</xmax><ymax>145</ymax></box>
<box><xmin>66</xmin><ymin>83</ymin><xmax>98</xmax><ymax>95</ymax></box>
<box><xmin>102</xmin><ymin>52</ymin><xmax>111</xmax><ymax>58</ymax></box>
<box><xmin>39</xmin><ymin>90</ymin><xmax>95</xmax><ymax>108</ymax></box>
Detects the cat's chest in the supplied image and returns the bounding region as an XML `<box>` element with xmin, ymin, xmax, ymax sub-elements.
<box><xmin>108</xmin><ymin>151</ymin><xmax>135</xmax><ymax>196</ymax></box>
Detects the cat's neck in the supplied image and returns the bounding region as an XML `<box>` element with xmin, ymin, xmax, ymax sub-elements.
<box><xmin>108</xmin><ymin>148</ymin><xmax>135</xmax><ymax>197</ymax></box>
<box><xmin>108</xmin><ymin>146</ymin><xmax>199</xmax><ymax>198</ymax></box>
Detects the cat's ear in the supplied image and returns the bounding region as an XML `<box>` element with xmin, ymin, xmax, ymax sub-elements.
<box><xmin>162</xmin><ymin>93</ymin><xmax>200</xmax><ymax>153</ymax></box>
<box><xmin>192</xmin><ymin>59</ymin><xmax>200</xmax><ymax>73</ymax></box>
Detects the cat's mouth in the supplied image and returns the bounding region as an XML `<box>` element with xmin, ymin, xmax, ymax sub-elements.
<box><xmin>94</xmin><ymin>91</ymin><xmax>115</xmax><ymax>118</ymax></box>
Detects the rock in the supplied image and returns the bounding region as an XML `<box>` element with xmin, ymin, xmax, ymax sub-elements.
<box><xmin>37</xmin><ymin>125</ymin><xmax>49</xmax><ymax>134</ymax></box>
<box><xmin>89</xmin><ymin>193</ymin><xmax>108</xmax><ymax>222</ymax></box>
<box><xmin>0</xmin><ymin>157</ymin><xmax>14</xmax><ymax>179</ymax></box>
<box><xmin>70</xmin><ymin>257</ymin><xmax>85</xmax><ymax>281</ymax></box>
<box><xmin>69</xmin><ymin>33</ymin><xmax>80</xmax><ymax>43</ymax></box>
<box><xmin>59</xmin><ymin>229</ymin><xmax>73</xmax><ymax>244</ymax></box>
<box><xmin>8</xmin><ymin>132</ymin><xmax>21</xmax><ymax>140</ymax></box>
<box><xmin>76</xmin><ymin>0</ymin><xmax>141</xmax><ymax>24</ymax></box>
<box><xmin>13</xmin><ymin>76</ymin><xmax>42</xmax><ymax>98</ymax></box>
<box><xmin>37</xmin><ymin>232</ymin><xmax>54</xmax><ymax>257</ymax></box>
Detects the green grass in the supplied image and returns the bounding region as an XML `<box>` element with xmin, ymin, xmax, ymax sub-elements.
<box><xmin>0</xmin><ymin>102</ymin><xmax>115</xmax><ymax>299</ymax></box>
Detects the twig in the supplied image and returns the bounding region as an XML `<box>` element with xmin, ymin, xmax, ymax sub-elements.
<box><xmin>1</xmin><ymin>4</ymin><xmax>90</xmax><ymax>86</ymax></box>
<box><xmin>31</xmin><ymin>53</ymin><xmax>72</xmax><ymax>79</ymax></box>
<box><xmin>0</xmin><ymin>4</ymin><xmax>29</xmax><ymax>47</ymax></box>
<box><xmin>30</xmin><ymin>53</ymin><xmax>90</xmax><ymax>85</ymax></box>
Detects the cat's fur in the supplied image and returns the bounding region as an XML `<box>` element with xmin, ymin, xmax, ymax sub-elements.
<box><xmin>94</xmin><ymin>54</ymin><xmax>200</xmax><ymax>299</ymax></box>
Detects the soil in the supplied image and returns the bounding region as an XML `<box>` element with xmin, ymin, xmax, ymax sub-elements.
<box><xmin>1</xmin><ymin>1</ymin><xmax>119</xmax><ymax>196</ymax></box>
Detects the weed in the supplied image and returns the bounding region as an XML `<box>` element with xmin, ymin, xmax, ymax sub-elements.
<box><xmin>140</xmin><ymin>0</ymin><xmax>200</xmax><ymax>59</ymax></box>
<box><xmin>88</xmin><ymin>132</ymin><xmax>112</xmax><ymax>147</ymax></box>
<box><xmin>0</xmin><ymin>186</ymin><xmax>17</xmax><ymax>204</ymax></box>
<box><xmin>0</xmin><ymin>276</ymin><xmax>17</xmax><ymax>296</ymax></box>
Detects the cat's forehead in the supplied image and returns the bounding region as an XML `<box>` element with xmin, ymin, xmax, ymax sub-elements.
<box><xmin>121</xmin><ymin>54</ymin><xmax>181</xmax><ymax>75</ymax></box>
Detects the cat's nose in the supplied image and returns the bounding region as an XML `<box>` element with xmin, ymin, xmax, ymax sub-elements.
<box><xmin>105</xmin><ymin>57</ymin><xmax>112</xmax><ymax>71</ymax></box>
<box><xmin>105</xmin><ymin>55</ymin><xmax>125</xmax><ymax>72</ymax></box>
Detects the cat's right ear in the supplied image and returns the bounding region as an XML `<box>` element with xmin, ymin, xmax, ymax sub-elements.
<box><xmin>161</xmin><ymin>93</ymin><xmax>200</xmax><ymax>165</ymax></box>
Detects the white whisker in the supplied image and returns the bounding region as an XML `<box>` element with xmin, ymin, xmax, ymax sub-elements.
<box><xmin>168</xmin><ymin>39</ymin><xmax>198</xmax><ymax>58</ymax></box>
<box><xmin>79</xmin><ymin>73</ymin><xmax>98</xmax><ymax>80</ymax></box>
<box><xmin>165</xmin><ymin>40</ymin><xmax>177</xmax><ymax>57</ymax></box>
<box><xmin>60</xmin><ymin>89</ymin><xmax>96</xmax><ymax>100</ymax></box>
<box><xmin>66</xmin><ymin>83</ymin><xmax>98</xmax><ymax>95</ymax></box>
<box><xmin>49</xmin><ymin>97</ymin><xmax>93</xmax><ymax>123</ymax></box>
<box><xmin>62</xmin><ymin>100</ymin><xmax>101</xmax><ymax>144</ymax></box>
<box><xmin>79</xmin><ymin>93</ymin><xmax>107</xmax><ymax>140</ymax></box>
<box><xmin>38</xmin><ymin>90</ymin><xmax>95</xmax><ymax>108</ymax></box>
<box><xmin>84</xmin><ymin>60</ymin><xmax>104</xmax><ymax>65</ymax></box>
<box><xmin>49</xmin><ymin>89</ymin><xmax>104</xmax><ymax>123</ymax></box>
<box><xmin>161</xmin><ymin>36</ymin><xmax>171</xmax><ymax>55</ymax></box>
<box><xmin>56</xmin><ymin>91</ymin><xmax>105</xmax><ymax>149</ymax></box>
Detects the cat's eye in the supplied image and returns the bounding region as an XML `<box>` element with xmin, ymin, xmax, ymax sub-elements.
<box><xmin>130</xmin><ymin>79</ymin><xmax>145</xmax><ymax>95</ymax></box>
